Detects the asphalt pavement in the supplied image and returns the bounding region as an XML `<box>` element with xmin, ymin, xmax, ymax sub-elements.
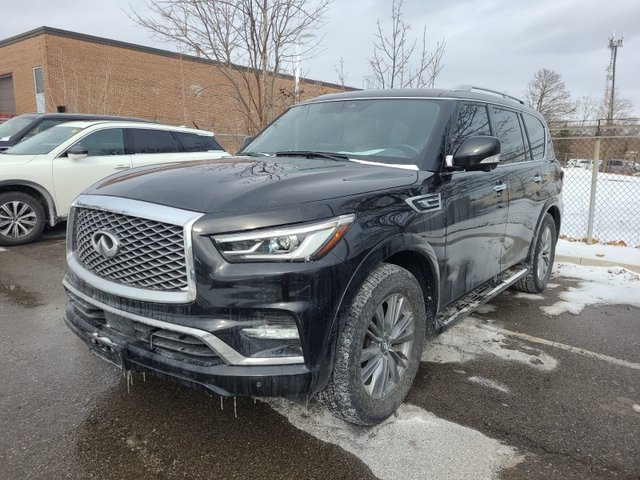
<box><xmin>1</xmin><ymin>228</ymin><xmax>638</xmax><ymax>480</ymax></box>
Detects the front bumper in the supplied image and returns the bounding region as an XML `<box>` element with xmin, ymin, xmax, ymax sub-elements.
<box><xmin>63</xmin><ymin>279</ymin><xmax>312</xmax><ymax>397</ymax></box>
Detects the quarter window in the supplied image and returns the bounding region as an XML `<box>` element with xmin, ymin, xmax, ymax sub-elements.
<box><xmin>129</xmin><ymin>128</ymin><xmax>179</xmax><ymax>154</ymax></box>
<box><xmin>492</xmin><ymin>108</ymin><xmax>527</xmax><ymax>164</ymax></box>
<box><xmin>523</xmin><ymin>114</ymin><xmax>546</xmax><ymax>160</ymax></box>
<box><xmin>75</xmin><ymin>129</ymin><xmax>124</xmax><ymax>156</ymax></box>
<box><xmin>449</xmin><ymin>103</ymin><xmax>491</xmax><ymax>154</ymax></box>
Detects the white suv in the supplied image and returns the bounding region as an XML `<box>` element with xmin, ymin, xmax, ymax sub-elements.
<box><xmin>0</xmin><ymin>121</ymin><xmax>228</xmax><ymax>245</ymax></box>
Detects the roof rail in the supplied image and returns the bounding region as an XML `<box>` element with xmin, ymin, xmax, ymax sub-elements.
<box><xmin>454</xmin><ymin>85</ymin><xmax>525</xmax><ymax>105</ymax></box>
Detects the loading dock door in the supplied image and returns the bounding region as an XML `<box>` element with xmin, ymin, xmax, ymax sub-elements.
<box><xmin>0</xmin><ymin>75</ymin><xmax>16</xmax><ymax>114</ymax></box>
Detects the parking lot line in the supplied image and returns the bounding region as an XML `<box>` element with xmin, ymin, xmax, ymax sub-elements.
<box><xmin>480</xmin><ymin>324</ymin><xmax>640</xmax><ymax>371</ymax></box>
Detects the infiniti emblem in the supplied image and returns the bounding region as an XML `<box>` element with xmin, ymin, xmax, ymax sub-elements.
<box><xmin>91</xmin><ymin>230</ymin><xmax>120</xmax><ymax>259</ymax></box>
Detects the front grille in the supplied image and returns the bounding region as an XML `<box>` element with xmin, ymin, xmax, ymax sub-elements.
<box><xmin>74</xmin><ymin>207</ymin><xmax>188</xmax><ymax>292</ymax></box>
<box><xmin>68</xmin><ymin>292</ymin><xmax>222</xmax><ymax>367</ymax></box>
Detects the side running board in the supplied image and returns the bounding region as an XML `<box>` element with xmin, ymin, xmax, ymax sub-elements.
<box><xmin>435</xmin><ymin>268</ymin><xmax>528</xmax><ymax>334</ymax></box>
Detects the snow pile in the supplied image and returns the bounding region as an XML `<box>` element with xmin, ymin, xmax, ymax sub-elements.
<box><xmin>542</xmin><ymin>263</ymin><xmax>640</xmax><ymax>316</ymax></box>
<box><xmin>556</xmin><ymin>239</ymin><xmax>640</xmax><ymax>267</ymax></box>
<box><xmin>267</xmin><ymin>400</ymin><xmax>521</xmax><ymax>480</ymax></box>
<box><xmin>0</xmin><ymin>247</ymin><xmax>6</xmax><ymax>252</ymax></box>
<box><xmin>422</xmin><ymin>317</ymin><xmax>558</xmax><ymax>371</ymax></box>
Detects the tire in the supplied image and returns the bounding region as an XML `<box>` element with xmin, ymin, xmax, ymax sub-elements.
<box><xmin>319</xmin><ymin>263</ymin><xmax>427</xmax><ymax>425</ymax></box>
<box><xmin>513</xmin><ymin>213</ymin><xmax>557</xmax><ymax>293</ymax></box>
<box><xmin>0</xmin><ymin>191</ymin><xmax>46</xmax><ymax>246</ymax></box>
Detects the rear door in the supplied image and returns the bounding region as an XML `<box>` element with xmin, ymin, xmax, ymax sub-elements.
<box><xmin>495</xmin><ymin>108</ymin><xmax>546</xmax><ymax>268</ymax></box>
<box><xmin>127</xmin><ymin>128</ymin><xmax>181</xmax><ymax>167</ymax></box>
<box><xmin>128</xmin><ymin>128</ymin><xmax>228</xmax><ymax>167</ymax></box>
<box><xmin>52</xmin><ymin>127</ymin><xmax>131</xmax><ymax>215</ymax></box>
<box><xmin>439</xmin><ymin>102</ymin><xmax>509</xmax><ymax>305</ymax></box>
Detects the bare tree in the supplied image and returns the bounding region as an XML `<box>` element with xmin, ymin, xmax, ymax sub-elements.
<box><xmin>46</xmin><ymin>50</ymin><xmax>125</xmax><ymax>115</ymax></box>
<box><xmin>599</xmin><ymin>87</ymin><xmax>635</xmax><ymax>122</ymax></box>
<box><xmin>131</xmin><ymin>0</ymin><xmax>332</xmax><ymax>134</ymax></box>
<box><xmin>334</xmin><ymin>56</ymin><xmax>348</xmax><ymax>90</ymax></box>
<box><xmin>368</xmin><ymin>0</ymin><xmax>445</xmax><ymax>89</ymax></box>
<box><xmin>525</xmin><ymin>68</ymin><xmax>576</xmax><ymax>123</ymax></box>
<box><xmin>574</xmin><ymin>94</ymin><xmax>599</xmax><ymax>124</ymax></box>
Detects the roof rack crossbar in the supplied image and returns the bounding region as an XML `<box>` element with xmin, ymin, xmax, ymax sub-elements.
<box><xmin>454</xmin><ymin>85</ymin><xmax>525</xmax><ymax>105</ymax></box>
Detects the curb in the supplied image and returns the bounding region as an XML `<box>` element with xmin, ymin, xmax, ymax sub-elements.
<box><xmin>556</xmin><ymin>255</ymin><xmax>640</xmax><ymax>274</ymax></box>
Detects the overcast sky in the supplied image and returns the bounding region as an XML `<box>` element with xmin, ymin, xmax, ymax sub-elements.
<box><xmin>3</xmin><ymin>0</ymin><xmax>639</xmax><ymax>116</ymax></box>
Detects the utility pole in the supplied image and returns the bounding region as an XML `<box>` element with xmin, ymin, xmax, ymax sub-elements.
<box><xmin>606</xmin><ymin>32</ymin><xmax>624</xmax><ymax>124</ymax></box>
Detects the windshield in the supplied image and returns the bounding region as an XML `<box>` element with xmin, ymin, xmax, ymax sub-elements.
<box><xmin>0</xmin><ymin>115</ymin><xmax>38</xmax><ymax>141</ymax></box>
<box><xmin>243</xmin><ymin>99</ymin><xmax>441</xmax><ymax>166</ymax></box>
<box><xmin>4</xmin><ymin>125</ymin><xmax>85</xmax><ymax>155</ymax></box>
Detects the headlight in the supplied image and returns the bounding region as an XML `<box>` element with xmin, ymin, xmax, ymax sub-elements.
<box><xmin>213</xmin><ymin>214</ymin><xmax>355</xmax><ymax>261</ymax></box>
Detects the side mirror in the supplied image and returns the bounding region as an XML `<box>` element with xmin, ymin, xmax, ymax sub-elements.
<box><xmin>67</xmin><ymin>145</ymin><xmax>88</xmax><ymax>161</ymax></box>
<box><xmin>451</xmin><ymin>136</ymin><xmax>501</xmax><ymax>171</ymax></box>
<box><xmin>239</xmin><ymin>135</ymin><xmax>255</xmax><ymax>152</ymax></box>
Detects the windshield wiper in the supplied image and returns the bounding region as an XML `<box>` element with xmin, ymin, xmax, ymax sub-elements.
<box><xmin>274</xmin><ymin>150</ymin><xmax>350</xmax><ymax>162</ymax></box>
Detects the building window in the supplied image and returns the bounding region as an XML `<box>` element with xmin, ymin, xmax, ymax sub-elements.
<box><xmin>33</xmin><ymin>67</ymin><xmax>45</xmax><ymax>113</ymax></box>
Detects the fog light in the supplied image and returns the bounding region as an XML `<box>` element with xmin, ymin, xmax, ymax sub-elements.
<box><xmin>241</xmin><ymin>325</ymin><xmax>300</xmax><ymax>340</ymax></box>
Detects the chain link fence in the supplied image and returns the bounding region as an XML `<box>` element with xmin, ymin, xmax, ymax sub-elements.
<box><xmin>551</xmin><ymin>119</ymin><xmax>640</xmax><ymax>247</ymax></box>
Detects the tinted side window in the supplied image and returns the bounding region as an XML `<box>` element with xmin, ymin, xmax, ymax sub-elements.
<box><xmin>492</xmin><ymin>108</ymin><xmax>527</xmax><ymax>164</ymax></box>
<box><xmin>175</xmin><ymin>132</ymin><xmax>224</xmax><ymax>152</ymax></box>
<box><xmin>449</xmin><ymin>103</ymin><xmax>491</xmax><ymax>154</ymax></box>
<box><xmin>75</xmin><ymin>129</ymin><xmax>124</xmax><ymax>156</ymax></box>
<box><xmin>129</xmin><ymin>128</ymin><xmax>179</xmax><ymax>154</ymax></box>
<box><xmin>523</xmin><ymin>114</ymin><xmax>545</xmax><ymax>160</ymax></box>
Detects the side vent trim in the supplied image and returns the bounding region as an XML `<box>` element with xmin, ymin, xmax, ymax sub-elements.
<box><xmin>405</xmin><ymin>193</ymin><xmax>442</xmax><ymax>213</ymax></box>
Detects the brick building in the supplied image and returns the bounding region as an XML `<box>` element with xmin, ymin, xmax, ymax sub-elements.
<box><xmin>0</xmin><ymin>26</ymin><xmax>346</xmax><ymax>151</ymax></box>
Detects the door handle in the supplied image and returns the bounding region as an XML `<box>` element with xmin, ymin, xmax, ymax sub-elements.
<box><xmin>493</xmin><ymin>183</ymin><xmax>507</xmax><ymax>193</ymax></box>
<box><xmin>114</xmin><ymin>165</ymin><xmax>131</xmax><ymax>170</ymax></box>
<box><xmin>533</xmin><ymin>175</ymin><xmax>542</xmax><ymax>183</ymax></box>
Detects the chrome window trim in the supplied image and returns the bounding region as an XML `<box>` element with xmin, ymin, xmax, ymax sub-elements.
<box><xmin>63</xmin><ymin>279</ymin><xmax>305</xmax><ymax>366</ymax></box>
<box><xmin>67</xmin><ymin>194</ymin><xmax>203</xmax><ymax>304</ymax></box>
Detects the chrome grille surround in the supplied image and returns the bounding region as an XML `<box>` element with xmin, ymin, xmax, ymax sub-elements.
<box><xmin>67</xmin><ymin>194</ymin><xmax>203</xmax><ymax>303</ymax></box>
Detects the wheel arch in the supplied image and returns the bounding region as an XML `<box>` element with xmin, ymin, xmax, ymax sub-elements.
<box><xmin>527</xmin><ymin>199</ymin><xmax>562</xmax><ymax>262</ymax></box>
<box><xmin>312</xmin><ymin>233</ymin><xmax>440</xmax><ymax>395</ymax></box>
<box><xmin>0</xmin><ymin>180</ymin><xmax>58</xmax><ymax>227</ymax></box>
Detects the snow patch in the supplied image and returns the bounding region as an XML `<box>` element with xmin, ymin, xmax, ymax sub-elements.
<box><xmin>422</xmin><ymin>317</ymin><xmax>557</xmax><ymax>371</ymax></box>
<box><xmin>543</xmin><ymin>263</ymin><xmax>640</xmax><ymax>315</ymax></box>
<box><xmin>546</xmin><ymin>283</ymin><xmax>560</xmax><ymax>289</ymax></box>
<box><xmin>513</xmin><ymin>292</ymin><xmax>545</xmax><ymax>301</ymax></box>
<box><xmin>267</xmin><ymin>400</ymin><xmax>521</xmax><ymax>480</ymax></box>
<box><xmin>468</xmin><ymin>376</ymin><xmax>511</xmax><ymax>394</ymax></box>
<box><xmin>557</xmin><ymin>238</ymin><xmax>640</xmax><ymax>265</ymax></box>
<box><xmin>476</xmin><ymin>304</ymin><xmax>497</xmax><ymax>314</ymax></box>
<box><xmin>0</xmin><ymin>247</ymin><xmax>6</xmax><ymax>252</ymax></box>
<box><xmin>633</xmin><ymin>404</ymin><xmax>640</xmax><ymax>414</ymax></box>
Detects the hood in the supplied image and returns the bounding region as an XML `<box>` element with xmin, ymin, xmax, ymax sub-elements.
<box><xmin>86</xmin><ymin>156</ymin><xmax>420</xmax><ymax>213</ymax></box>
<box><xmin>0</xmin><ymin>154</ymin><xmax>39</xmax><ymax>166</ymax></box>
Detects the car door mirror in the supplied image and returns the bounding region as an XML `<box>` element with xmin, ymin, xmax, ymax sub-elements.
<box><xmin>452</xmin><ymin>136</ymin><xmax>501</xmax><ymax>171</ymax></box>
<box><xmin>67</xmin><ymin>145</ymin><xmax>88</xmax><ymax>161</ymax></box>
<box><xmin>240</xmin><ymin>136</ymin><xmax>255</xmax><ymax>152</ymax></box>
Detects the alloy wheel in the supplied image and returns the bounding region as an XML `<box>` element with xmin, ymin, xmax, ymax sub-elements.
<box><xmin>360</xmin><ymin>293</ymin><xmax>415</xmax><ymax>399</ymax></box>
<box><xmin>0</xmin><ymin>201</ymin><xmax>38</xmax><ymax>239</ymax></box>
<box><xmin>537</xmin><ymin>225</ymin><xmax>552</xmax><ymax>281</ymax></box>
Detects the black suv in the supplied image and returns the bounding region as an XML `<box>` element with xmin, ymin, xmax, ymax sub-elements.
<box><xmin>0</xmin><ymin>113</ymin><xmax>149</xmax><ymax>151</ymax></box>
<box><xmin>63</xmin><ymin>87</ymin><xmax>562</xmax><ymax>425</ymax></box>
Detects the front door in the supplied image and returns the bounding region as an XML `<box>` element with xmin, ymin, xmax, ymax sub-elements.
<box><xmin>52</xmin><ymin>128</ymin><xmax>131</xmax><ymax>216</ymax></box>
<box><xmin>437</xmin><ymin>101</ymin><xmax>508</xmax><ymax>305</ymax></box>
